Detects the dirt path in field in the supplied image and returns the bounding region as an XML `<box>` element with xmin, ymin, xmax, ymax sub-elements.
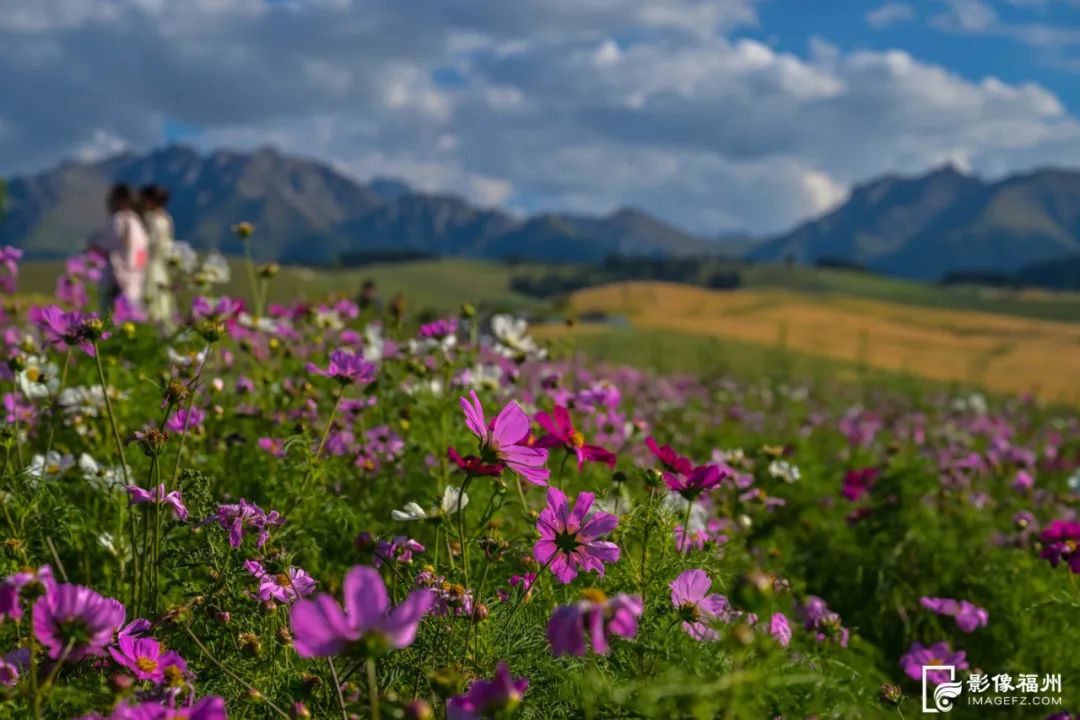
<box><xmin>563</xmin><ymin>282</ymin><xmax>1080</xmax><ymax>403</ymax></box>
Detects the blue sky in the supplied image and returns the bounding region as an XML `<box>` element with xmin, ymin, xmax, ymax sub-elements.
<box><xmin>3</xmin><ymin>0</ymin><xmax>1080</xmax><ymax>234</ymax></box>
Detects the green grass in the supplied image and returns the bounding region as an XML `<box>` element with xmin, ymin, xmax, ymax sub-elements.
<box><xmin>17</xmin><ymin>258</ymin><xmax>542</xmax><ymax>314</ymax></box>
<box><xmin>541</xmin><ymin>324</ymin><xmax>959</xmax><ymax>400</ymax></box>
<box><xmin>16</xmin><ymin>256</ymin><xmax>1080</xmax><ymax>322</ymax></box>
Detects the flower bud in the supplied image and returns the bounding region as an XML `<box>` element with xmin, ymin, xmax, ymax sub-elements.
<box><xmin>404</xmin><ymin>700</ymin><xmax>433</xmax><ymax>720</ymax></box>
<box><xmin>232</xmin><ymin>222</ymin><xmax>254</xmax><ymax>238</ymax></box>
<box><xmin>879</xmin><ymin>683</ymin><xmax>902</xmax><ymax>705</ymax></box>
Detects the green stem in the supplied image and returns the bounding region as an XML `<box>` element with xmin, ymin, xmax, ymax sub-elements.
<box><xmin>242</xmin><ymin>238</ymin><xmax>262</xmax><ymax>317</ymax></box>
<box><xmin>92</xmin><ymin>345</ymin><xmax>129</xmax><ymax>486</ymax></box>
<box><xmin>170</xmin><ymin>345</ymin><xmax>211</xmax><ymax>488</ymax></box>
<box><xmin>312</xmin><ymin>388</ymin><xmax>346</xmax><ymax>464</ymax></box>
<box><xmin>366</xmin><ymin>658</ymin><xmax>382</xmax><ymax>720</ymax></box>
<box><xmin>457</xmin><ymin>474</ymin><xmax>474</xmax><ymax>589</ymax></box>
<box><xmin>328</xmin><ymin>657</ymin><xmax>350</xmax><ymax>720</ymax></box>
<box><xmin>182</xmin><ymin>625</ymin><xmax>290</xmax><ymax>718</ymax></box>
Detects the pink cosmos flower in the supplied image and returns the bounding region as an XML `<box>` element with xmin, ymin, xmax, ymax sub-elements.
<box><xmin>534</xmin><ymin>405</ymin><xmax>616</xmax><ymax>471</ymax></box>
<box><xmin>244</xmin><ymin>561</ymin><xmax>317</xmax><ymax>604</ymax></box>
<box><xmin>125</xmin><ymin>484</ymin><xmax>189</xmax><ymax>520</ymax></box>
<box><xmin>769</xmin><ymin>612</ymin><xmax>792</xmax><ymax>647</ymax></box>
<box><xmin>919</xmin><ymin>597</ymin><xmax>989</xmax><ymax>633</ymax></box>
<box><xmin>191</xmin><ymin>296</ymin><xmax>243</xmax><ymax>322</ymax></box>
<box><xmin>307</xmin><ymin>348</ymin><xmax>378</xmax><ymax>386</ymax></box>
<box><xmin>32</xmin><ymin>583</ymin><xmax>125</xmax><ymax>661</ymax></box>
<box><xmin>533</xmin><ymin>487</ymin><xmax>620</xmax><ymax>584</ymax></box>
<box><xmin>900</xmin><ymin>641</ymin><xmax>968</xmax><ymax>684</ymax></box>
<box><xmin>796</xmin><ymin>596</ymin><xmax>849</xmax><ymax>647</ymax></box>
<box><xmin>669</xmin><ymin>569</ymin><xmax>731</xmax><ymax>641</ymax></box>
<box><xmin>447</xmin><ymin>663</ymin><xmax>528</xmax><ymax>720</ymax></box>
<box><xmin>289</xmin><ymin>565</ymin><xmax>433</xmax><ymax>658</ymax></box>
<box><xmin>547</xmin><ymin>591</ymin><xmax>643</xmax><ymax>656</ymax></box>
<box><xmin>85</xmin><ymin>696</ymin><xmax>227</xmax><ymax>719</ymax></box>
<box><xmin>0</xmin><ymin>565</ymin><xmax>56</xmax><ymax>623</ymax></box>
<box><xmin>165</xmin><ymin>407</ymin><xmax>206</xmax><ymax>434</ymax></box>
<box><xmin>211</xmin><ymin>499</ymin><xmax>284</xmax><ymax>549</ymax></box>
<box><xmin>109</xmin><ymin>634</ymin><xmax>187</xmax><ymax>683</ymax></box>
<box><xmin>460</xmin><ymin>390</ymin><xmax>549</xmax><ymax>485</ymax></box>
<box><xmin>28</xmin><ymin>305</ymin><xmax>105</xmax><ymax>356</ymax></box>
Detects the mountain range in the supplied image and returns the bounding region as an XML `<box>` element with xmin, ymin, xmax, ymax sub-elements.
<box><xmin>2</xmin><ymin>145</ymin><xmax>1080</xmax><ymax>281</ymax></box>
<box><xmin>749</xmin><ymin>165</ymin><xmax>1080</xmax><ymax>280</ymax></box>
<box><xmin>0</xmin><ymin>145</ymin><xmax>714</xmax><ymax>266</ymax></box>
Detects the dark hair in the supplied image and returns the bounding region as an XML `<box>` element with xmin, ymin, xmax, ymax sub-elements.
<box><xmin>140</xmin><ymin>184</ymin><xmax>171</xmax><ymax>208</ymax></box>
<box><xmin>108</xmin><ymin>183</ymin><xmax>134</xmax><ymax>207</ymax></box>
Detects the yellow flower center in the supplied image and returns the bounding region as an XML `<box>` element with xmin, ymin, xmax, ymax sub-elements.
<box><xmin>580</xmin><ymin>588</ymin><xmax>608</xmax><ymax>604</ymax></box>
<box><xmin>570</xmin><ymin>431</ymin><xmax>585</xmax><ymax>448</ymax></box>
<box><xmin>136</xmin><ymin>657</ymin><xmax>159</xmax><ymax>673</ymax></box>
<box><xmin>275</xmin><ymin>572</ymin><xmax>292</xmax><ymax>587</ymax></box>
<box><xmin>25</xmin><ymin>368</ymin><xmax>40</xmax><ymax>382</ymax></box>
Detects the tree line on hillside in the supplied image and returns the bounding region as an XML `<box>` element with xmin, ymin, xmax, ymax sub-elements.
<box><xmin>508</xmin><ymin>255</ymin><xmax>743</xmax><ymax>298</ymax></box>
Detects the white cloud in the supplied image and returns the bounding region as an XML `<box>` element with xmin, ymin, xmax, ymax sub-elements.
<box><xmin>1</xmin><ymin>0</ymin><xmax>1080</xmax><ymax>234</ymax></box>
<box><xmin>866</xmin><ymin>2</ymin><xmax>917</xmax><ymax>28</ymax></box>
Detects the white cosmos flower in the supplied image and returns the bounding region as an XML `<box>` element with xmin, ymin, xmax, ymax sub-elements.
<box><xmin>363</xmin><ymin>323</ymin><xmax>386</xmax><ymax>362</ymax></box>
<box><xmin>200</xmin><ymin>251</ymin><xmax>231</xmax><ymax>285</ymax></box>
<box><xmin>768</xmin><ymin>460</ymin><xmax>801</xmax><ymax>484</ymax></box>
<box><xmin>391</xmin><ymin>502</ymin><xmax>427</xmax><ymax>522</ymax></box>
<box><xmin>441</xmin><ymin>486</ymin><xmax>469</xmax><ymax>514</ymax></box>
<box><xmin>25</xmin><ymin>452</ymin><xmax>75</xmax><ymax>483</ymax></box>
<box><xmin>78</xmin><ymin>453</ymin><xmax>125</xmax><ymax>490</ymax></box>
<box><xmin>16</xmin><ymin>356</ymin><xmax>59</xmax><ymax>400</ymax></box>
<box><xmin>390</xmin><ymin>486</ymin><xmax>470</xmax><ymax>522</ymax></box>
<box><xmin>490</xmin><ymin>314</ymin><xmax>545</xmax><ymax>359</ymax></box>
<box><xmin>167</xmin><ymin>347</ymin><xmax>209</xmax><ymax>368</ymax></box>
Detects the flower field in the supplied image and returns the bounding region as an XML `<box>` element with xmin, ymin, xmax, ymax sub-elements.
<box><xmin>0</xmin><ymin>245</ymin><xmax>1079</xmax><ymax>719</ymax></box>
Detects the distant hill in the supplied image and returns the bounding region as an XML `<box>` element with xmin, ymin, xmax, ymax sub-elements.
<box><xmin>750</xmin><ymin>165</ymin><xmax>1080</xmax><ymax>280</ymax></box>
<box><xmin>0</xmin><ymin>145</ymin><xmax>718</xmax><ymax>264</ymax></box>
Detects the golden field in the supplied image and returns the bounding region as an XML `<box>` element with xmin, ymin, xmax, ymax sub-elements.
<box><xmin>554</xmin><ymin>282</ymin><xmax>1080</xmax><ymax>403</ymax></box>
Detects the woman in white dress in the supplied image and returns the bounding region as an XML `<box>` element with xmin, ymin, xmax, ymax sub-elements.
<box><xmin>87</xmin><ymin>184</ymin><xmax>149</xmax><ymax>313</ymax></box>
<box><xmin>140</xmin><ymin>184</ymin><xmax>177</xmax><ymax>329</ymax></box>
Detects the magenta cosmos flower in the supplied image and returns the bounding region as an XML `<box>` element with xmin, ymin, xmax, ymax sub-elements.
<box><xmin>448</xmin><ymin>663</ymin><xmax>529</xmax><ymax>720</ymax></box>
<box><xmin>244</xmin><ymin>561</ymin><xmax>317</xmax><ymax>604</ymax></box>
<box><xmin>109</xmin><ymin>634</ymin><xmax>187</xmax><ymax>684</ymax></box>
<box><xmin>665</xmin><ymin>464</ymin><xmax>725</xmax><ymax>500</ymax></box>
<box><xmin>289</xmin><ymin>565</ymin><xmax>433</xmax><ymax>658</ymax></box>
<box><xmin>645</xmin><ymin>437</ymin><xmax>692</xmax><ymax>476</ymax></box>
<box><xmin>125</xmin><ymin>484</ymin><xmax>189</xmax><ymax>520</ymax></box>
<box><xmin>841</xmin><ymin>467</ymin><xmax>880</xmax><ymax>502</ymax></box>
<box><xmin>533</xmin><ymin>487</ymin><xmax>620</xmax><ymax>584</ymax></box>
<box><xmin>1040</xmin><ymin>520</ymin><xmax>1080</xmax><ymax>573</ymax></box>
<box><xmin>920</xmin><ymin>596</ymin><xmax>989</xmax><ymax>633</ymax></box>
<box><xmin>307</xmin><ymin>348</ymin><xmax>378</xmax><ymax>386</ymax></box>
<box><xmin>534</xmin><ymin>405</ymin><xmax>616</xmax><ymax>471</ymax></box>
<box><xmin>32</xmin><ymin>583</ymin><xmax>125</xmax><ymax>661</ymax></box>
<box><xmin>460</xmin><ymin>390</ymin><xmax>549</xmax><ymax>486</ymax></box>
<box><xmin>900</xmin><ymin>641</ymin><xmax>968</xmax><ymax>684</ymax></box>
<box><xmin>547</xmin><ymin>590</ymin><xmax>643</xmax><ymax>656</ymax></box>
<box><xmin>669</xmin><ymin>569</ymin><xmax>732</xmax><ymax>641</ymax></box>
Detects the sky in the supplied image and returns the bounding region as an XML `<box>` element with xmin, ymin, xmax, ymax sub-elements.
<box><xmin>2</xmin><ymin>0</ymin><xmax>1080</xmax><ymax>235</ymax></box>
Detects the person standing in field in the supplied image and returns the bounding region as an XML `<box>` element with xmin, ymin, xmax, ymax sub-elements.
<box><xmin>87</xmin><ymin>183</ymin><xmax>149</xmax><ymax>313</ymax></box>
<box><xmin>140</xmin><ymin>184</ymin><xmax>177</xmax><ymax>328</ymax></box>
